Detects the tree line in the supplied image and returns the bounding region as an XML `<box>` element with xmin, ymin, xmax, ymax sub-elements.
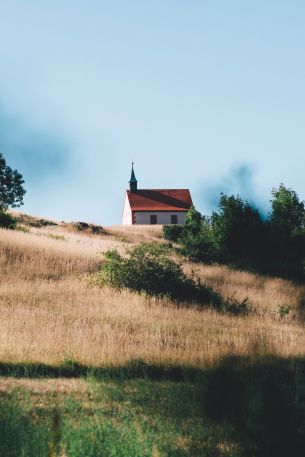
<box><xmin>164</xmin><ymin>185</ymin><xmax>305</xmax><ymax>279</ymax></box>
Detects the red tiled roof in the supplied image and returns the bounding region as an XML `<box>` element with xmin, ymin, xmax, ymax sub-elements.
<box><xmin>127</xmin><ymin>189</ymin><xmax>193</xmax><ymax>211</ymax></box>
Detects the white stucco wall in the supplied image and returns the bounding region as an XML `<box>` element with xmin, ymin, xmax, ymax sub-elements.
<box><xmin>133</xmin><ymin>211</ymin><xmax>187</xmax><ymax>225</ymax></box>
<box><xmin>122</xmin><ymin>193</ymin><xmax>133</xmax><ymax>225</ymax></box>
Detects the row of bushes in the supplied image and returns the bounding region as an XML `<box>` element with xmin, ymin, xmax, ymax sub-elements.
<box><xmin>164</xmin><ymin>184</ymin><xmax>305</xmax><ymax>278</ymax></box>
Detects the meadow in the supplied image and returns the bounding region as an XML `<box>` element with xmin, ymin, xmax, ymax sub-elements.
<box><xmin>1</xmin><ymin>218</ymin><xmax>305</xmax><ymax>456</ymax></box>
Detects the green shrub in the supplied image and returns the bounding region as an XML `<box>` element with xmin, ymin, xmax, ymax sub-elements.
<box><xmin>179</xmin><ymin>224</ymin><xmax>219</xmax><ymax>263</ymax></box>
<box><xmin>93</xmin><ymin>243</ymin><xmax>221</xmax><ymax>307</ymax></box>
<box><xmin>278</xmin><ymin>304</ymin><xmax>290</xmax><ymax>319</ymax></box>
<box><xmin>221</xmin><ymin>295</ymin><xmax>249</xmax><ymax>316</ymax></box>
<box><xmin>166</xmin><ymin>206</ymin><xmax>221</xmax><ymax>263</ymax></box>
<box><xmin>0</xmin><ymin>210</ymin><xmax>16</xmax><ymax>229</ymax></box>
<box><xmin>163</xmin><ymin>224</ymin><xmax>184</xmax><ymax>242</ymax></box>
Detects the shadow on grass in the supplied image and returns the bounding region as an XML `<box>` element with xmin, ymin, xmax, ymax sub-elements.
<box><xmin>202</xmin><ymin>356</ymin><xmax>305</xmax><ymax>457</ymax></box>
<box><xmin>226</xmin><ymin>256</ymin><xmax>305</xmax><ymax>283</ymax></box>
<box><xmin>2</xmin><ymin>356</ymin><xmax>305</xmax><ymax>456</ymax></box>
<box><xmin>0</xmin><ymin>359</ymin><xmax>201</xmax><ymax>381</ymax></box>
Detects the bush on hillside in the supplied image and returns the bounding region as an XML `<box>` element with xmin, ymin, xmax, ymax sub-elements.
<box><xmin>68</xmin><ymin>221</ymin><xmax>106</xmax><ymax>235</ymax></box>
<box><xmin>93</xmin><ymin>243</ymin><xmax>221</xmax><ymax>306</ymax></box>
<box><xmin>221</xmin><ymin>294</ymin><xmax>250</xmax><ymax>316</ymax></box>
<box><xmin>0</xmin><ymin>210</ymin><xmax>16</xmax><ymax>229</ymax></box>
<box><xmin>14</xmin><ymin>213</ymin><xmax>58</xmax><ymax>228</ymax></box>
<box><xmin>164</xmin><ymin>208</ymin><xmax>219</xmax><ymax>263</ymax></box>
<box><xmin>162</xmin><ymin>224</ymin><xmax>184</xmax><ymax>242</ymax></box>
<box><xmin>180</xmin><ymin>218</ymin><xmax>219</xmax><ymax>263</ymax></box>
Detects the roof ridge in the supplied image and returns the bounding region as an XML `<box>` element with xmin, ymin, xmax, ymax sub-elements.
<box><xmin>127</xmin><ymin>188</ymin><xmax>190</xmax><ymax>191</ymax></box>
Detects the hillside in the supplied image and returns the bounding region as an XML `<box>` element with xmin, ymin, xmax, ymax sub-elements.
<box><xmin>1</xmin><ymin>216</ymin><xmax>305</xmax><ymax>456</ymax></box>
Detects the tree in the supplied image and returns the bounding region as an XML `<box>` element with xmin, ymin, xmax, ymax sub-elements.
<box><xmin>268</xmin><ymin>184</ymin><xmax>305</xmax><ymax>266</ymax></box>
<box><xmin>211</xmin><ymin>194</ymin><xmax>265</xmax><ymax>258</ymax></box>
<box><xmin>0</xmin><ymin>153</ymin><xmax>25</xmax><ymax>211</ymax></box>
<box><xmin>184</xmin><ymin>205</ymin><xmax>203</xmax><ymax>236</ymax></box>
<box><xmin>180</xmin><ymin>216</ymin><xmax>218</xmax><ymax>263</ymax></box>
<box><xmin>269</xmin><ymin>184</ymin><xmax>305</xmax><ymax>239</ymax></box>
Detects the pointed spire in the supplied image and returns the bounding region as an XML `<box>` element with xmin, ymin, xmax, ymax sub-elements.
<box><xmin>129</xmin><ymin>162</ymin><xmax>138</xmax><ymax>192</ymax></box>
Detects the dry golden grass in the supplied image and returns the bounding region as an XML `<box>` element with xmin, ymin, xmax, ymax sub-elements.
<box><xmin>1</xmin><ymin>224</ymin><xmax>305</xmax><ymax>370</ymax></box>
<box><xmin>0</xmin><ymin>377</ymin><xmax>91</xmax><ymax>395</ymax></box>
<box><xmin>184</xmin><ymin>262</ymin><xmax>305</xmax><ymax>319</ymax></box>
<box><xmin>0</xmin><ymin>228</ymin><xmax>99</xmax><ymax>280</ymax></box>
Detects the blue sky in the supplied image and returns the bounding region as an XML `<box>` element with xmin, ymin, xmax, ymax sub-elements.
<box><xmin>1</xmin><ymin>1</ymin><xmax>305</xmax><ymax>224</ymax></box>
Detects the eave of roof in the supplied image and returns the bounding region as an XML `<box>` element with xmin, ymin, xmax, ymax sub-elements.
<box><xmin>132</xmin><ymin>209</ymin><xmax>189</xmax><ymax>212</ymax></box>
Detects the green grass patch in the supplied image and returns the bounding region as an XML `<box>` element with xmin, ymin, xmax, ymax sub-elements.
<box><xmin>1</xmin><ymin>356</ymin><xmax>305</xmax><ymax>456</ymax></box>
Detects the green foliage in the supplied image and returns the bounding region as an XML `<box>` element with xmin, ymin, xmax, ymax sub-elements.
<box><xmin>0</xmin><ymin>152</ymin><xmax>25</xmax><ymax>211</ymax></box>
<box><xmin>70</xmin><ymin>221</ymin><xmax>106</xmax><ymax>235</ymax></box>
<box><xmin>94</xmin><ymin>243</ymin><xmax>221</xmax><ymax>306</ymax></box>
<box><xmin>0</xmin><ymin>152</ymin><xmax>25</xmax><ymax>229</ymax></box>
<box><xmin>268</xmin><ymin>184</ymin><xmax>305</xmax><ymax>268</ymax></box>
<box><xmin>270</xmin><ymin>184</ymin><xmax>305</xmax><ymax>239</ymax></box>
<box><xmin>166</xmin><ymin>186</ymin><xmax>305</xmax><ymax>279</ymax></box>
<box><xmin>221</xmin><ymin>295</ymin><xmax>249</xmax><ymax>316</ymax></box>
<box><xmin>184</xmin><ymin>205</ymin><xmax>203</xmax><ymax>235</ymax></box>
<box><xmin>172</xmin><ymin>197</ymin><xmax>265</xmax><ymax>264</ymax></box>
<box><xmin>163</xmin><ymin>224</ymin><xmax>184</xmax><ymax>242</ymax></box>
<box><xmin>14</xmin><ymin>213</ymin><xmax>58</xmax><ymax>228</ymax></box>
<box><xmin>180</xmin><ymin>217</ymin><xmax>218</xmax><ymax>263</ymax></box>
<box><xmin>0</xmin><ymin>210</ymin><xmax>16</xmax><ymax>229</ymax></box>
<box><xmin>278</xmin><ymin>304</ymin><xmax>291</xmax><ymax>319</ymax></box>
<box><xmin>211</xmin><ymin>194</ymin><xmax>266</xmax><ymax>259</ymax></box>
<box><xmin>175</xmin><ymin>206</ymin><xmax>218</xmax><ymax>263</ymax></box>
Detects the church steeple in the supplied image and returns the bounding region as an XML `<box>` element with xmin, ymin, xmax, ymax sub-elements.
<box><xmin>129</xmin><ymin>162</ymin><xmax>138</xmax><ymax>192</ymax></box>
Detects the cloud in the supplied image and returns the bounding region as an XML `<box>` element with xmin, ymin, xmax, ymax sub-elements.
<box><xmin>0</xmin><ymin>103</ymin><xmax>72</xmax><ymax>184</ymax></box>
<box><xmin>202</xmin><ymin>163</ymin><xmax>265</xmax><ymax>213</ymax></box>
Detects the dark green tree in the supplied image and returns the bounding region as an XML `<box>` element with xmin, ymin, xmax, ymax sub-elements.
<box><xmin>180</xmin><ymin>215</ymin><xmax>218</xmax><ymax>262</ymax></box>
<box><xmin>269</xmin><ymin>184</ymin><xmax>305</xmax><ymax>238</ymax></box>
<box><xmin>0</xmin><ymin>153</ymin><xmax>25</xmax><ymax>211</ymax></box>
<box><xmin>268</xmin><ymin>184</ymin><xmax>305</xmax><ymax>266</ymax></box>
<box><xmin>163</xmin><ymin>205</ymin><xmax>203</xmax><ymax>243</ymax></box>
<box><xmin>211</xmin><ymin>194</ymin><xmax>265</xmax><ymax>259</ymax></box>
<box><xmin>184</xmin><ymin>205</ymin><xmax>203</xmax><ymax>235</ymax></box>
<box><xmin>0</xmin><ymin>153</ymin><xmax>25</xmax><ymax>228</ymax></box>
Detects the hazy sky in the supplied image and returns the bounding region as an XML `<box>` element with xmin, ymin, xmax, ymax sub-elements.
<box><xmin>1</xmin><ymin>1</ymin><xmax>305</xmax><ymax>224</ymax></box>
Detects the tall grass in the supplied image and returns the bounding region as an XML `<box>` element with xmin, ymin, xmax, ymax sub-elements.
<box><xmin>0</xmin><ymin>226</ymin><xmax>305</xmax><ymax>368</ymax></box>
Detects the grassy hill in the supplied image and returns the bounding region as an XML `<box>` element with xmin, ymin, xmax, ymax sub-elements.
<box><xmin>1</xmin><ymin>215</ymin><xmax>305</xmax><ymax>456</ymax></box>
